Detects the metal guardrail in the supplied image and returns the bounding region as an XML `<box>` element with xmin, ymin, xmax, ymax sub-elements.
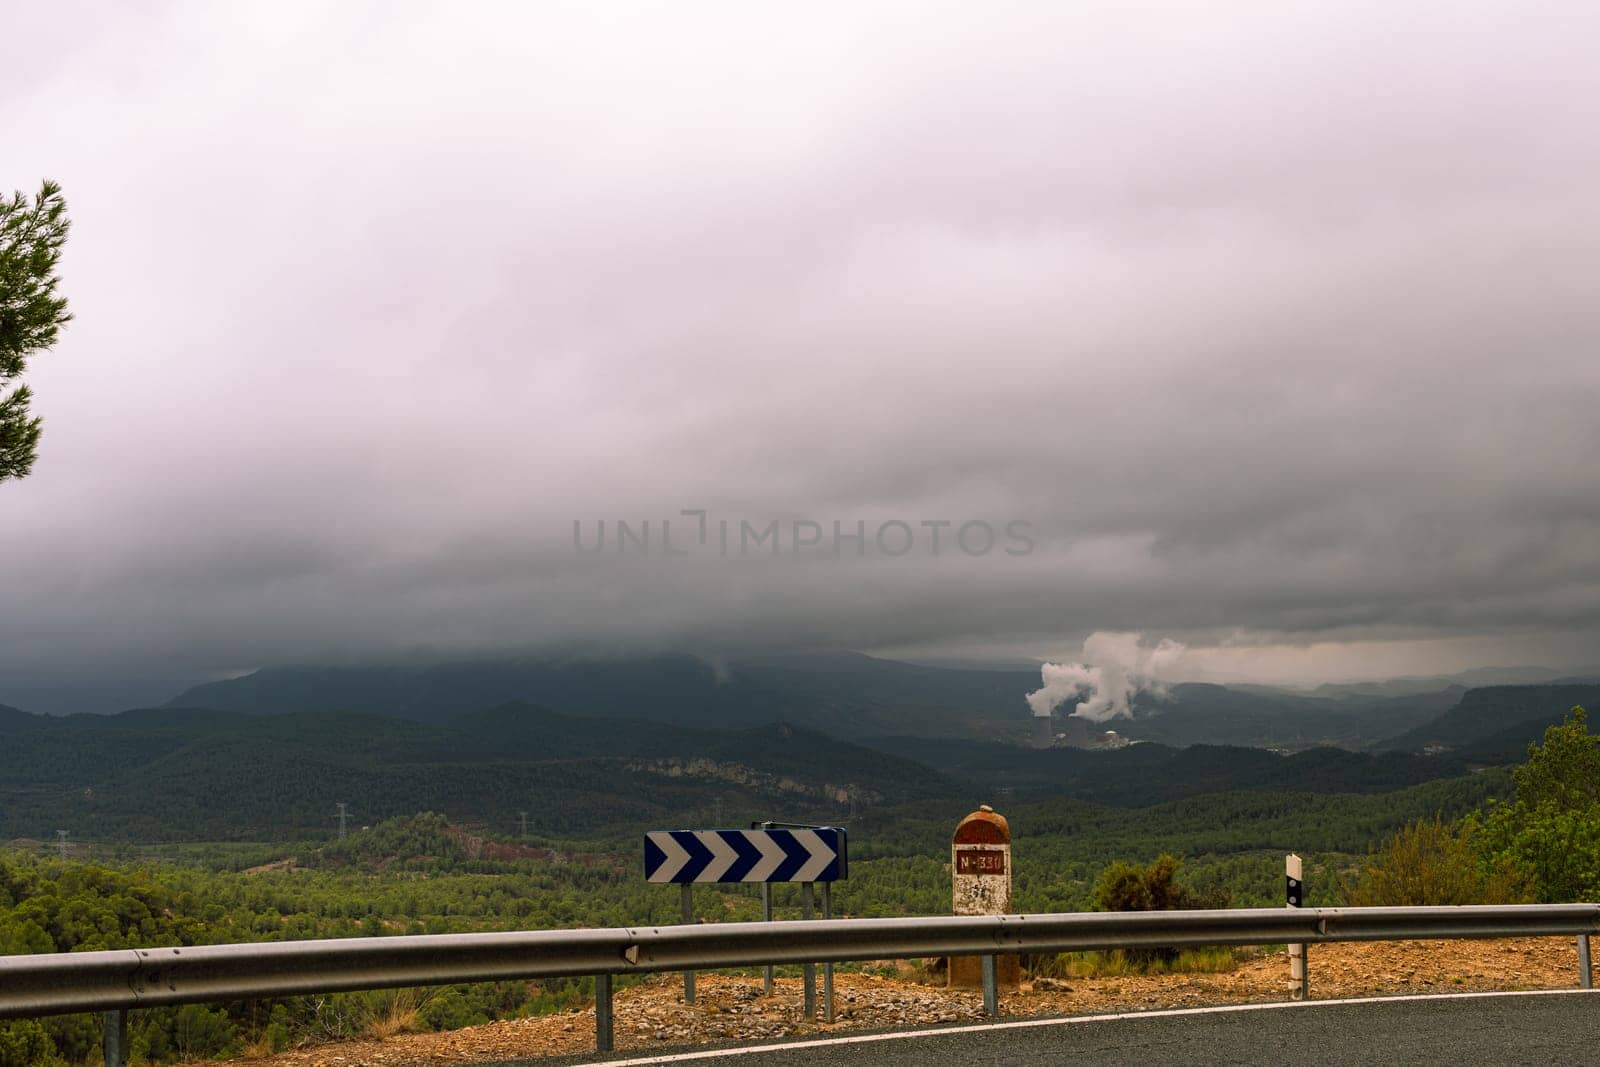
<box><xmin>2</xmin><ymin>904</ymin><xmax>1596</xmax><ymax>1063</ymax></box>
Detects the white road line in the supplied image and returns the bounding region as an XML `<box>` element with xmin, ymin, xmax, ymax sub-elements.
<box><xmin>583</xmin><ymin>988</ymin><xmax>1600</xmax><ymax>1065</ymax></box>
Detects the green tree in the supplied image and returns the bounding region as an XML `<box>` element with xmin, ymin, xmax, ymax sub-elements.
<box><xmin>1342</xmin><ymin>816</ymin><xmax>1530</xmax><ymax>906</ymax></box>
<box><xmin>1469</xmin><ymin>707</ymin><xmax>1600</xmax><ymax>902</ymax></box>
<box><xmin>1511</xmin><ymin>706</ymin><xmax>1600</xmax><ymax>810</ymax></box>
<box><xmin>0</xmin><ymin>1020</ymin><xmax>65</xmax><ymax>1067</ymax></box>
<box><xmin>0</xmin><ymin>180</ymin><xmax>72</xmax><ymax>483</ymax></box>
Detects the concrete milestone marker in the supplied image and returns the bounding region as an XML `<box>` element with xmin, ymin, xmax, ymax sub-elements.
<box><xmin>949</xmin><ymin>805</ymin><xmax>1021</xmax><ymax>990</ymax></box>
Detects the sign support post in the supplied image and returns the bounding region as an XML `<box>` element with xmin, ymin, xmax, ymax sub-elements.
<box><xmin>800</xmin><ymin>882</ymin><xmax>816</xmax><ymax>1019</ymax></box>
<box><xmin>681</xmin><ymin>883</ymin><xmax>696</xmax><ymax>1004</ymax></box>
<box><xmin>821</xmin><ymin>882</ymin><xmax>835</xmax><ymax>1023</ymax></box>
<box><xmin>761</xmin><ymin>882</ymin><xmax>774</xmax><ymax>995</ymax></box>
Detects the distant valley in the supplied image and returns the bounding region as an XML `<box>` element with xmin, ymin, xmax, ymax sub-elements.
<box><xmin>1</xmin><ymin>652</ymin><xmax>1596</xmax><ymax>845</ymax></box>
<box><xmin>156</xmin><ymin>650</ymin><xmax>1598</xmax><ymax>753</ymax></box>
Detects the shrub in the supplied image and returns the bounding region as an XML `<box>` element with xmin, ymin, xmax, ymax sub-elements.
<box><xmin>1342</xmin><ymin>816</ymin><xmax>1530</xmax><ymax>906</ymax></box>
<box><xmin>1085</xmin><ymin>854</ymin><xmax>1231</xmax><ymax>968</ymax></box>
<box><xmin>0</xmin><ymin>1021</ymin><xmax>64</xmax><ymax>1067</ymax></box>
<box><xmin>172</xmin><ymin>1004</ymin><xmax>238</xmax><ymax>1060</ymax></box>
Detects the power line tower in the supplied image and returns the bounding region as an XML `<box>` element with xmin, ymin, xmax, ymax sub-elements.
<box><xmin>55</xmin><ymin>830</ymin><xmax>69</xmax><ymax>859</ymax></box>
<box><xmin>335</xmin><ymin>802</ymin><xmax>349</xmax><ymax>840</ymax></box>
<box><xmin>518</xmin><ymin>811</ymin><xmax>529</xmax><ymax>837</ymax></box>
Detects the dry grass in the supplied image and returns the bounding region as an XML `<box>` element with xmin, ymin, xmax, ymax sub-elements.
<box><xmin>1032</xmin><ymin>945</ymin><xmax>1240</xmax><ymax>980</ymax></box>
<box><xmin>240</xmin><ymin>1033</ymin><xmax>281</xmax><ymax>1059</ymax></box>
<box><xmin>360</xmin><ymin>988</ymin><xmax>424</xmax><ymax>1041</ymax></box>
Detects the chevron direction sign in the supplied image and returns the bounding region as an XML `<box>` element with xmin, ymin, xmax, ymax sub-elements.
<box><xmin>644</xmin><ymin>827</ymin><xmax>847</xmax><ymax>884</ymax></box>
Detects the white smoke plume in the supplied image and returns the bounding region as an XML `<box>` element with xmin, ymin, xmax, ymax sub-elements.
<box><xmin>1026</xmin><ymin>632</ymin><xmax>1188</xmax><ymax>723</ymax></box>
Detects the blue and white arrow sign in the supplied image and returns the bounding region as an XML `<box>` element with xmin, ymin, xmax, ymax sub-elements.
<box><xmin>644</xmin><ymin>827</ymin><xmax>847</xmax><ymax>884</ymax></box>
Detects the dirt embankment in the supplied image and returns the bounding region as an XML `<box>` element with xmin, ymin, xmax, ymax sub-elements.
<box><xmin>186</xmin><ymin>937</ymin><xmax>1588</xmax><ymax>1067</ymax></box>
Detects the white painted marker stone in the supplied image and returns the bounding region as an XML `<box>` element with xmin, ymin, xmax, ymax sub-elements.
<box><xmin>949</xmin><ymin>805</ymin><xmax>1020</xmax><ymax>990</ymax></box>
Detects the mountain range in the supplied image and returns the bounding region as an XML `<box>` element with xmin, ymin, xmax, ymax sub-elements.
<box><xmin>4</xmin><ymin>652</ymin><xmax>1597</xmax><ymax>846</ymax></box>
<box><xmin>157</xmin><ymin>651</ymin><xmax>1579</xmax><ymax>751</ymax></box>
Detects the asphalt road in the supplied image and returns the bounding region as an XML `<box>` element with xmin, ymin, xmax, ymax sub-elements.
<box><xmin>525</xmin><ymin>990</ymin><xmax>1600</xmax><ymax>1067</ymax></box>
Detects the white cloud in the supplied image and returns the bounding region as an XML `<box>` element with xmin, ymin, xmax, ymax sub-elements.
<box><xmin>4</xmin><ymin>2</ymin><xmax>1600</xmax><ymax>710</ymax></box>
<box><xmin>1027</xmin><ymin>632</ymin><xmax>1189</xmax><ymax>722</ymax></box>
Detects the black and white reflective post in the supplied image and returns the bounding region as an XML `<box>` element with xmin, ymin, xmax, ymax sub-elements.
<box><xmin>1287</xmin><ymin>853</ymin><xmax>1308</xmax><ymax>999</ymax></box>
<box><xmin>645</xmin><ymin>825</ymin><xmax>848</xmax><ymax>1018</ymax></box>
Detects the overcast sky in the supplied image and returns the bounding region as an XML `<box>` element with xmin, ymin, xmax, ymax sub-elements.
<box><xmin>5</xmin><ymin>1</ymin><xmax>1600</xmax><ymax>712</ymax></box>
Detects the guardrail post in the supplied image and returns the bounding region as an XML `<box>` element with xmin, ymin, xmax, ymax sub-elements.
<box><xmin>594</xmin><ymin>973</ymin><xmax>613</xmax><ymax>1052</ymax></box>
<box><xmin>680</xmin><ymin>884</ymin><xmax>695</xmax><ymax>1005</ymax></box>
<box><xmin>982</xmin><ymin>954</ymin><xmax>998</xmax><ymax>1016</ymax></box>
<box><xmin>1580</xmin><ymin>935</ymin><xmax>1593</xmax><ymax>989</ymax></box>
<box><xmin>801</xmin><ymin>882</ymin><xmax>817</xmax><ymax>1019</ymax></box>
<box><xmin>103</xmin><ymin>1009</ymin><xmax>128</xmax><ymax>1067</ymax></box>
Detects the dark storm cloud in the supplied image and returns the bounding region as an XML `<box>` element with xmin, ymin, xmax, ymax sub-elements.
<box><xmin>5</xmin><ymin>1</ymin><xmax>1600</xmax><ymax>710</ymax></box>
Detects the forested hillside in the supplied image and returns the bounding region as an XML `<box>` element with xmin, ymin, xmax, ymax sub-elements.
<box><xmin>164</xmin><ymin>652</ymin><xmax>1040</xmax><ymax>738</ymax></box>
<box><xmin>875</xmin><ymin>736</ymin><xmax>1468</xmax><ymax>799</ymax></box>
<box><xmin>0</xmin><ymin>696</ymin><xmax>1511</xmax><ymax>845</ymax></box>
<box><xmin>1116</xmin><ymin>682</ymin><xmax>1452</xmax><ymax>748</ymax></box>
<box><xmin>156</xmin><ymin>651</ymin><xmax>1478</xmax><ymax>748</ymax></box>
<box><xmin>1385</xmin><ymin>685</ymin><xmax>1600</xmax><ymax>756</ymax></box>
<box><xmin>0</xmin><ymin>706</ymin><xmax>947</xmax><ymax>841</ymax></box>
<box><xmin>0</xmin><ymin>762</ymin><xmax>1518</xmax><ymax>1064</ymax></box>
